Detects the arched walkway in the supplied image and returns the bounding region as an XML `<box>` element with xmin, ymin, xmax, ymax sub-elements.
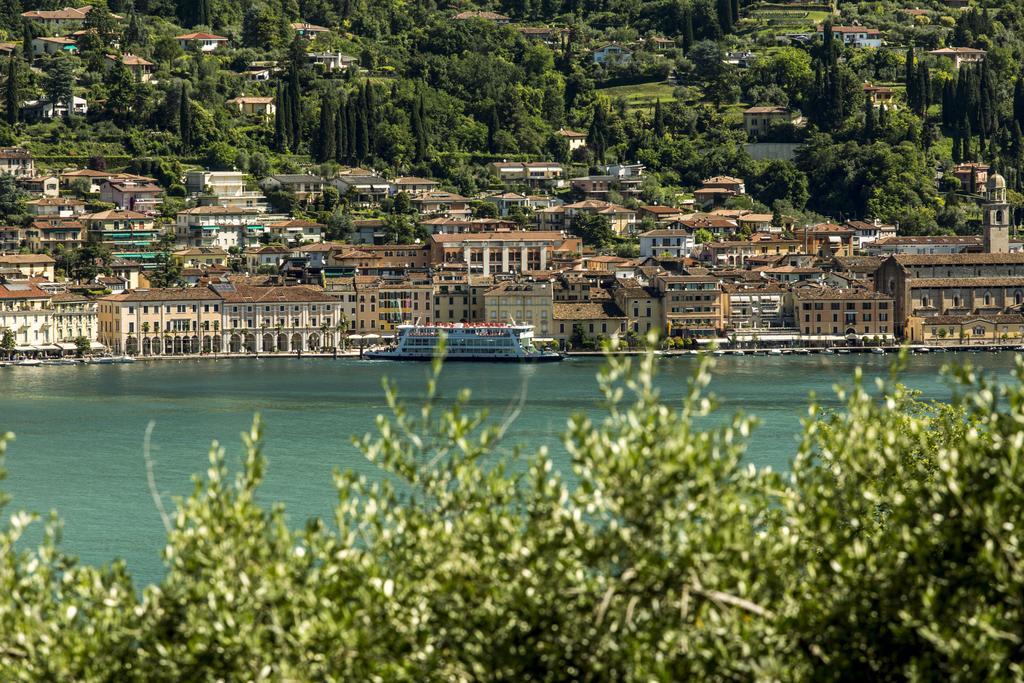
<box><xmin>125</xmin><ymin>336</ymin><xmax>138</xmax><ymax>355</ymax></box>
<box><xmin>262</xmin><ymin>334</ymin><xmax>275</xmax><ymax>352</ymax></box>
<box><xmin>164</xmin><ymin>337</ymin><xmax>173</xmax><ymax>355</ymax></box>
<box><xmin>291</xmin><ymin>333</ymin><xmax>303</xmax><ymax>352</ymax></box>
<box><xmin>229</xmin><ymin>334</ymin><xmax>242</xmax><ymax>353</ymax></box>
<box><xmin>277</xmin><ymin>334</ymin><xmax>289</xmax><ymax>352</ymax></box>
<box><xmin>307</xmin><ymin>333</ymin><xmax>320</xmax><ymax>351</ymax></box>
<box><xmin>244</xmin><ymin>333</ymin><xmax>256</xmax><ymax>353</ymax></box>
<box><xmin>202</xmin><ymin>335</ymin><xmax>212</xmax><ymax>353</ymax></box>
<box><xmin>141</xmin><ymin>337</ymin><xmax>151</xmax><ymax>355</ymax></box>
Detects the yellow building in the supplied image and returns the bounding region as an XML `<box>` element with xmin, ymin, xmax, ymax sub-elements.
<box><xmin>484</xmin><ymin>280</ymin><xmax>554</xmax><ymax>337</ymax></box>
<box><xmin>98</xmin><ymin>287</ymin><xmax>224</xmax><ymax>355</ymax></box>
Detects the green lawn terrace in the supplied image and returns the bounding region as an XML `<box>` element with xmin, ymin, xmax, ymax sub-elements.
<box><xmin>742</xmin><ymin>1</ymin><xmax>835</xmax><ymax>40</ymax></box>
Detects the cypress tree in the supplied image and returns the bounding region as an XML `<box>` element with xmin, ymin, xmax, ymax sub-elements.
<box><xmin>1014</xmin><ymin>75</ymin><xmax>1024</xmax><ymax>129</ymax></box>
<box><xmin>314</xmin><ymin>92</ymin><xmax>336</xmax><ymax>163</ymax></box>
<box><xmin>916</xmin><ymin>61</ymin><xmax>930</xmax><ymax>116</ymax></box>
<box><xmin>4</xmin><ymin>56</ymin><xmax>18</xmax><ymax>125</ymax></box>
<box><xmin>22</xmin><ymin>22</ymin><xmax>32</xmax><ymax>62</ymax></box>
<box><xmin>653</xmin><ymin>98</ymin><xmax>665</xmax><ymax>138</ymax></box>
<box><xmin>286</xmin><ymin>38</ymin><xmax>304</xmax><ymax>150</ymax></box>
<box><xmin>716</xmin><ymin>0</ymin><xmax>733</xmax><ymax>35</ymax></box>
<box><xmin>863</xmin><ymin>98</ymin><xmax>875</xmax><ymax>142</ymax></box>
<box><xmin>487</xmin><ymin>104</ymin><xmax>500</xmax><ymax>153</ymax></box>
<box><xmin>731</xmin><ymin>0</ymin><xmax>740</xmax><ymax>26</ymax></box>
<box><xmin>354</xmin><ymin>91</ymin><xmax>368</xmax><ymax>161</ymax></box>
<box><xmin>411</xmin><ymin>92</ymin><xmax>428</xmax><ymax>163</ymax></box>
<box><xmin>335</xmin><ymin>95</ymin><xmax>348</xmax><ymax>163</ymax></box>
<box><xmin>346</xmin><ymin>97</ymin><xmax>357</xmax><ymax>162</ymax></box>
<box><xmin>682</xmin><ymin>7</ymin><xmax>694</xmax><ymax>51</ymax></box>
<box><xmin>961</xmin><ymin>115</ymin><xmax>972</xmax><ymax>161</ymax></box>
<box><xmin>179</xmin><ymin>83</ymin><xmax>193</xmax><ymax>151</ymax></box>
<box><xmin>364</xmin><ymin>81</ymin><xmax>375</xmax><ymax>141</ymax></box>
<box><xmin>905</xmin><ymin>48</ymin><xmax>917</xmax><ymax>112</ymax></box>
<box><xmin>274</xmin><ymin>81</ymin><xmax>289</xmax><ymax>153</ymax></box>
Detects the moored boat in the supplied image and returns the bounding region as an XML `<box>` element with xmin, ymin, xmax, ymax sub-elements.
<box><xmin>366</xmin><ymin>322</ymin><xmax>562</xmax><ymax>362</ymax></box>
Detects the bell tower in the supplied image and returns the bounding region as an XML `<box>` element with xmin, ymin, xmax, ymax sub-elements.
<box><xmin>983</xmin><ymin>172</ymin><xmax>1010</xmax><ymax>254</ymax></box>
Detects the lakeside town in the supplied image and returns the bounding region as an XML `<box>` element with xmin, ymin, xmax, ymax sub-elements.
<box><xmin>1</xmin><ymin>153</ymin><xmax>1022</xmax><ymax>360</ymax></box>
<box><xmin>2</xmin><ymin>2</ymin><xmax>1024</xmax><ymax>361</ymax></box>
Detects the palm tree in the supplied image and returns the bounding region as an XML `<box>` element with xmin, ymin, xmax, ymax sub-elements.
<box><xmin>336</xmin><ymin>314</ymin><xmax>348</xmax><ymax>351</ymax></box>
<box><xmin>319</xmin><ymin>321</ymin><xmax>329</xmax><ymax>353</ymax></box>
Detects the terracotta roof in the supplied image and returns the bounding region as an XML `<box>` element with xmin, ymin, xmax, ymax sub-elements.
<box><xmin>893</xmin><ymin>253</ymin><xmax>1024</xmax><ymax>265</ymax></box>
<box><xmin>105</xmin><ymin>289</ymin><xmax>213</xmax><ymax>302</ymax></box>
<box><xmin>175</xmin><ymin>32</ymin><xmax>228</xmax><ymax>40</ymax></box>
<box><xmin>26</xmin><ymin>197</ymin><xmax>85</xmax><ymax>205</ymax></box>
<box><xmin>219</xmin><ymin>284</ymin><xmax>336</xmax><ymax>303</ymax></box>
<box><xmin>228</xmin><ymin>96</ymin><xmax>275</xmax><ymax>104</ymax></box>
<box><xmin>107</xmin><ymin>53</ymin><xmax>153</xmax><ymax>66</ymax></box>
<box><xmin>918</xmin><ymin>314</ymin><xmax>1024</xmax><ymax>325</ymax></box>
<box><xmin>553</xmin><ymin>301</ymin><xmax>626</xmax><ymax>320</ymax></box>
<box><xmin>454</xmin><ymin>10</ymin><xmax>509</xmax><ymax>20</ymax></box>
<box><xmin>874</xmin><ymin>235</ymin><xmax>979</xmax><ymax>246</ymax></box>
<box><xmin>291</xmin><ymin>21</ymin><xmax>329</xmax><ymax>31</ymax></box>
<box><xmin>81</xmin><ymin>210</ymin><xmax>149</xmax><ymax>220</ymax></box>
<box><xmin>743</xmin><ymin>106</ymin><xmax>790</xmax><ymax>114</ymax></box>
<box><xmin>907</xmin><ymin>278</ymin><xmax>1024</xmax><ymax>288</ymax></box>
<box><xmin>0</xmin><ymin>253</ymin><xmax>56</xmax><ymax>264</ymax></box>
<box><xmin>793</xmin><ymin>286</ymin><xmax>892</xmax><ymax>300</ymax></box>
<box><xmin>0</xmin><ymin>283</ymin><xmax>49</xmax><ymax>299</ymax></box>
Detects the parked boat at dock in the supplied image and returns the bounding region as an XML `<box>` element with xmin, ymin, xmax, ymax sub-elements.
<box><xmin>366</xmin><ymin>322</ymin><xmax>562</xmax><ymax>363</ymax></box>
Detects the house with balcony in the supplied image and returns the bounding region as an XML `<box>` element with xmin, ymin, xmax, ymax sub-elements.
<box><xmin>22</xmin><ymin>95</ymin><xmax>89</xmax><ymax>121</ymax></box>
<box><xmin>928</xmin><ymin>46</ymin><xmax>985</xmax><ymax>69</ymax></box>
<box><xmin>410</xmin><ymin>191</ymin><xmax>472</xmax><ymax>218</ymax></box>
<box><xmin>25</xmin><ymin>195</ymin><xmax>86</xmax><ymax>223</ymax></box>
<box><xmin>0</xmin><ymin>148</ymin><xmax>34</xmax><ymax>178</ymax></box>
<box><xmin>817</xmin><ymin>25</ymin><xmax>882</xmax><ymax>48</ymax></box>
<box><xmin>104</xmin><ymin>54</ymin><xmax>154</xmax><ymax>82</ymax></box>
<box><xmin>18</xmin><ymin>175</ymin><xmax>60</xmax><ymax>197</ymax></box>
<box><xmin>593</xmin><ymin>44</ymin><xmax>633</xmax><ymax>66</ymax></box>
<box><xmin>226</xmin><ymin>96</ymin><xmax>276</xmax><ymax>119</ymax></box>
<box><xmin>742</xmin><ymin>106</ymin><xmax>798</xmax><ymax>138</ymax></box>
<box><xmin>639</xmin><ymin>229</ymin><xmax>695</xmax><ymax>258</ymax></box>
<box><xmin>100</xmin><ymin>179</ymin><xmax>163</xmax><ymax>212</ymax></box>
<box><xmin>24</xmin><ymin>218</ymin><xmax>86</xmax><ymax>252</ymax></box>
<box><xmin>292</xmin><ymin>21</ymin><xmax>330</xmax><ymax>38</ymax></box>
<box><xmin>309</xmin><ymin>52</ymin><xmax>357</xmax><ymax>72</ymax></box>
<box><xmin>82</xmin><ymin>210</ymin><xmax>161</xmax><ymax>263</ymax></box>
<box><xmin>487</xmin><ymin>161</ymin><xmax>565</xmax><ymax>189</ymax></box>
<box><xmin>260</xmin><ymin>174</ymin><xmax>325</xmax><ymax>202</ymax></box>
<box><xmin>175</xmin><ymin>32</ymin><xmax>228</xmax><ymax>52</ymax></box>
<box><xmin>331</xmin><ymin>174</ymin><xmax>391</xmax><ymax>204</ymax></box>
<box><xmin>175</xmin><ymin>206</ymin><xmax>276</xmax><ymax>249</ymax></box>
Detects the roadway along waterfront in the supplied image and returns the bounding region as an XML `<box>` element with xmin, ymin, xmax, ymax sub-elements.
<box><xmin>0</xmin><ymin>353</ymin><xmax>1019</xmax><ymax>587</ymax></box>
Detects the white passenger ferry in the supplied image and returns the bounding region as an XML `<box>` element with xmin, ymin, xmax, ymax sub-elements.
<box><xmin>366</xmin><ymin>322</ymin><xmax>562</xmax><ymax>362</ymax></box>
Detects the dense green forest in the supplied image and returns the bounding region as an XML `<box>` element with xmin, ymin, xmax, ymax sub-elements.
<box><xmin>3</xmin><ymin>0</ymin><xmax>1024</xmax><ymax>235</ymax></box>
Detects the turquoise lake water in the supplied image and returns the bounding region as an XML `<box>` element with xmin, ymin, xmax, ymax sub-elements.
<box><xmin>0</xmin><ymin>353</ymin><xmax>1018</xmax><ymax>587</ymax></box>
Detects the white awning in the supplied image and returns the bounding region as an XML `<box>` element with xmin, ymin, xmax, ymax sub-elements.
<box><xmin>90</xmin><ymin>341</ymin><xmax>106</xmax><ymax>350</ymax></box>
<box><xmin>56</xmin><ymin>342</ymin><xmax>78</xmax><ymax>351</ymax></box>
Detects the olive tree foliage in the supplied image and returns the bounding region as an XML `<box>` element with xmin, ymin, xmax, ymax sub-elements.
<box><xmin>1</xmin><ymin>352</ymin><xmax>1024</xmax><ymax>680</ymax></box>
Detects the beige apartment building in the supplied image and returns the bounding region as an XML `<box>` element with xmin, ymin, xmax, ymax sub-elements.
<box><xmin>219</xmin><ymin>283</ymin><xmax>342</xmax><ymax>352</ymax></box>
<box><xmin>484</xmin><ymin>280</ymin><xmax>554</xmax><ymax>336</ymax></box>
<box><xmin>98</xmin><ymin>288</ymin><xmax>224</xmax><ymax>355</ymax></box>
<box><xmin>792</xmin><ymin>285</ymin><xmax>894</xmax><ymax>340</ymax></box>
<box><xmin>656</xmin><ymin>275</ymin><xmax>725</xmax><ymax>338</ymax></box>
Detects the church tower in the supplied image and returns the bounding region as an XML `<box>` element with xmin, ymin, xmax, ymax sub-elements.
<box><xmin>983</xmin><ymin>172</ymin><xmax>1010</xmax><ymax>254</ymax></box>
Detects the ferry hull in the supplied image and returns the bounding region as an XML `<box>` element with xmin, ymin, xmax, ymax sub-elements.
<box><xmin>365</xmin><ymin>352</ymin><xmax>563</xmax><ymax>363</ymax></box>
